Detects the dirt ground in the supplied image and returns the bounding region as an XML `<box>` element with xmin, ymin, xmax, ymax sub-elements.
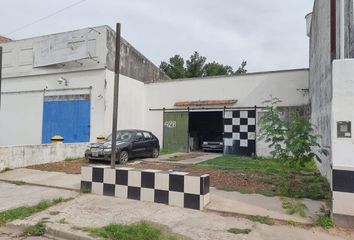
<box><xmin>27</xmin><ymin>159</ymin><xmax>271</xmax><ymax>192</ymax></box>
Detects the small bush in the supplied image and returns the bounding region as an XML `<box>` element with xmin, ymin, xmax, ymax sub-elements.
<box><xmin>281</xmin><ymin>198</ymin><xmax>308</xmax><ymax>217</ymax></box>
<box><xmin>227</xmin><ymin>228</ymin><xmax>251</xmax><ymax>235</ymax></box>
<box><xmin>22</xmin><ymin>221</ymin><xmax>46</xmax><ymax>236</ymax></box>
<box><xmin>315</xmin><ymin>214</ymin><xmax>333</xmax><ymax>229</ymax></box>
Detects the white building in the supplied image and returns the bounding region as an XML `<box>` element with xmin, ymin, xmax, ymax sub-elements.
<box><xmin>0</xmin><ymin>25</ymin><xmax>168</xmax><ymax>146</ymax></box>
<box><xmin>0</xmin><ymin>25</ymin><xmax>309</xmax><ymax>157</ymax></box>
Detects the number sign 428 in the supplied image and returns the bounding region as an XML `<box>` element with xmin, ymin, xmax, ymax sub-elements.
<box><xmin>164</xmin><ymin>121</ymin><xmax>176</xmax><ymax>128</ymax></box>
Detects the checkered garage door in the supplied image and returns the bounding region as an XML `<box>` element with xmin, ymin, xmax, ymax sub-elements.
<box><xmin>223</xmin><ymin>110</ymin><xmax>256</xmax><ymax>156</ymax></box>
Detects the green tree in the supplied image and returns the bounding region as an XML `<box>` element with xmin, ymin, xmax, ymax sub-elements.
<box><xmin>159</xmin><ymin>55</ymin><xmax>185</xmax><ymax>79</ymax></box>
<box><xmin>203</xmin><ymin>62</ymin><xmax>234</xmax><ymax>76</ymax></box>
<box><xmin>185</xmin><ymin>51</ymin><xmax>207</xmax><ymax>78</ymax></box>
<box><xmin>235</xmin><ymin>60</ymin><xmax>247</xmax><ymax>74</ymax></box>
<box><xmin>258</xmin><ymin>97</ymin><xmax>287</xmax><ymax>159</ymax></box>
<box><xmin>159</xmin><ymin>51</ymin><xmax>248</xmax><ymax>79</ymax></box>
<box><xmin>258</xmin><ymin>97</ymin><xmax>328</xmax><ymax>168</ymax></box>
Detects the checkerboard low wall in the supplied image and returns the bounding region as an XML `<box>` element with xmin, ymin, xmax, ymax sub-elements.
<box><xmin>81</xmin><ymin>165</ymin><xmax>210</xmax><ymax>210</ymax></box>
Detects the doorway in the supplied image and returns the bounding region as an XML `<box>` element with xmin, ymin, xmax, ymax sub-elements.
<box><xmin>188</xmin><ymin>111</ymin><xmax>223</xmax><ymax>152</ymax></box>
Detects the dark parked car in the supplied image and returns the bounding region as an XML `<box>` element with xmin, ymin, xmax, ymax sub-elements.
<box><xmin>202</xmin><ymin>135</ymin><xmax>223</xmax><ymax>152</ymax></box>
<box><xmin>85</xmin><ymin>129</ymin><xmax>160</xmax><ymax>164</ymax></box>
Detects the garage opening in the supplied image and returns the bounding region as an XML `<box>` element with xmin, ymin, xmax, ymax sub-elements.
<box><xmin>188</xmin><ymin>111</ymin><xmax>223</xmax><ymax>152</ymax></box>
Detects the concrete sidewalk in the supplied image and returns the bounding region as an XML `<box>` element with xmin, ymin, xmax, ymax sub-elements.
<box><xmin>9</xmin><ymin>194</ymin><xmax>353</xmax><ymax>240</ymax></box>
<box><xmin>0</xmin><ymin>168</ymin><xmax>325</xmax><ymax>224</ymax></box>
<box><xmin>206</xmin><ymin>188</ymin><xmax>326</xmax><ymax>224</ymax></box>
<box><xmin>0</xmin><ymin>182</ymin><xmax>78</xmax><ymax>212</ymax></box>
<box><xmin>0</xmin><ymin>168</ymin><xmax>80</xmax><ymax>190</ymax></box>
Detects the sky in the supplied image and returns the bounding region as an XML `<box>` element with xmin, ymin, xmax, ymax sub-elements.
<box><xmin>0</xmin><ymin>0</ymin><xmax>314</xmax><ymax>72</ymax></box>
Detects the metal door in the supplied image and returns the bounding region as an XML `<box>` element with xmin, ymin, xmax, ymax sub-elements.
<box><xmin>223</xmin><ymin>110</ymin><xmax>256</xmax><ymax>156</ymax></box>
<box><xmin>41</xmin><ymin>95</ymin><xmax>90</xmax><ymax>144</ymax></box>
<box><xmin>163</xmin><ymin>112</ymin><xmax>189</xmax><ymax>152</ymax></box>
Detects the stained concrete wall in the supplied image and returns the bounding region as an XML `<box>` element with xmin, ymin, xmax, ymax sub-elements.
<box><xmin>308</xmin><ymin>0</ymin><xmax>333</xmax><ymax>183</ymax></box>
<box><xmin>0</xmin><ymin>143</ymin><xmax>87</xmax><ymax>170</ymax></box>
<box><xmin>336</xmin><ymin>0</ymin><xmax>354</xmax><ymax>58</ymax></box>
<box><xmin>106</xmin><ymin>27</ymin><xmax>170</xmax><ymax>83</ymax></box>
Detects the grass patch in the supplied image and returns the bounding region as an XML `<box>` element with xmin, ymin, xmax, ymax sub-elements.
<box><xmin>247</xmin><ymin>215</ymin><xmax>274</xmax><ymax>225</ymax></box>
<box><xmin>22</xmin><ymin>220</ymin><xmax>47</xmax><ymax>236</ymax></box>
<box><xmin>315</xmin><ymin>214</ymin><xmax>333</xmax><ymax>229</ymax></box>
<box><xmin>86</xmin><ymin>220</ymin><xmax>190</xmax><ymax>240</ymax></box>
<box><xmin>64</xmin><ymin>157</ymin><xmax>85</xmax><ymax>162</ymax></box>
<box><xmin>217</xmin><ymin>186</ymin><xmax>252</xmax><ymax>194</ymax></box>
<box><xmin>197</xmin><ymin>155</ymin><xmax>330</xmax><ymax>200</ymax></box>
<box><xmin>159</xmin><ymin>149</ymin><xmax>175</xmax><ymax>155</ymax></box>
<box><xmin>281</xmin><ymin>198</ymin><xmax>308</xmax><ymax>217</ymax></box>
<box><xmin>287</xmin><ymin>220</ymin><xmax>300</xmax><ymax>226</ymax></box>
<box><xmin>0</xmin><ymin>198</ymin><xmax>73</xmax><ymax>225</ymax></box>
<box><xmin>227</xmin><ymin>228</ymin><xmax>251</xmax><ymax>235</ymax></box>
<box><xmin>255</xmin><ymin>189</ymin><xmax>275</xmax><ymax>197</ymax></box>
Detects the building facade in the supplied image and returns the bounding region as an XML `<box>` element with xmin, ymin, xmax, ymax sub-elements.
<box><xmin>0</xmin><ymin>26</ymin><xmax>168</xmax><ymax>146</ymax></box>
<box><xmin>308</xmin><ymin>0</ymin><xmax>354</xmax><ymax>227</ymax></box>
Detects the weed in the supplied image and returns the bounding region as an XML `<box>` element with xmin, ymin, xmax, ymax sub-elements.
<box><xmin>217</xmin><ymin>186</ymin><xmax>252</xmax><ymax>194</ymax></box>
<box><xmin>58</xmin><ymin>218</ymin><xmax>68</xmax><ymax>224</ymax></box>
<box><xmin>247</xmin><ymin>215</ymin><xmax>274</xmax><ymax>225</ymax></box>
<box><xmin>64</xmin><ymin>157</ymin><xmax>85</xmax><ymax>162</ymax></box>
<box><xmin>86</xmin><ymin>220</ymin><xmax>190</xmax><ymax>240</ymax></box>
<box><xmin>22</xmin><ymin>221</ymin><xmax>46</xmax><ymax>236</ymax></box>
<box><xmin>0</xmin><ymin>198</ymin><xmax>72</xmax><ymax>225</ymax></box>
<box><xmin>281</xmin><ymin>198</ymin><xmax>308</xmax><ymax>217</ymax></box>
<box><xmin>81</xmin><ymin>187</ymin><xmax>91</xmax><ymax>194</ymax></box>
<box><xmin>315</xmin><ymin>214</ymin><xmax>333</xmax><ymax>229</ymax></box>
<box><xmin>49</xmin><ymin>211</ymin><xmax>60</xmax><ymax>216</ymax></box>
<box><xmin>287</xmin><ymin>220</ymin><xmax>300</xmax><ymax>226</ymax></box>
<box><xmin>227</xmin><ymin>228</ymin><xmax>251</xmax><ymax>235</ymax></box>
<box><xmin>12</xmin><ymin>180</ymin><xmax>26</xmax><ymax>186</ymax></box>
<box><xmin>255</xmin><ymin>189</ymin><xmax>275</xmax><ymax>197</ymax></box>
<box><xmin>0</xmin><ymin>168</ymin><xmax>12</xmax><ymax>173</ymax></box>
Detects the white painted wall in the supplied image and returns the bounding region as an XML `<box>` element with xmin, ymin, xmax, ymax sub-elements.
<box><xmin>144</xmin><ymin>69</ymin><xmax>309</xmax><ymax>155</ymax></box>
<box><xmin>332</xmin><ymin>59</ymin><xmax>354</xmax><ymax>170</ymax></box>
<box><xmin>0</xmin><ymin>143</ymin><xmax>87</xmax><ymax>170</ymax></box>
<box><xmin>104</xmin><ymin>70</ymin><xmax>145</xmax><ymax>136</ymax></box>
<box><xmin>0</xmin><ymin>69</ymin><xmax>106</xmax><ymax>145</ymax></box>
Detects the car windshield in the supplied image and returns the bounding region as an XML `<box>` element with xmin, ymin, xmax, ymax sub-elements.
<box><xmin>106</xmin><ymin>131</ymin><xmax>134</xmax><ymax>142</ymax></box>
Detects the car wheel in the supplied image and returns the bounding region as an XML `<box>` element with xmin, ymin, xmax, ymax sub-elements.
<box><xmin>119</xmin><ymin>150</ymin><xmax>129</xmax><ymax>164</ymax></box>
<box><xmin>151</xmin><ymin>148</ymin><xmax>159</xmax><ymax>158</ymax></box>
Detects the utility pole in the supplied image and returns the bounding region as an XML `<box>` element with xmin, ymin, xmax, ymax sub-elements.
<box><xmin>110</xmin><ymin>23</ymin><xmax>121</xmax><ymax>168</ymax></box>
<box><xmin>0</xmin><ymin>46</ymin><xmax>2</xmax><ymax>108</ymax></box>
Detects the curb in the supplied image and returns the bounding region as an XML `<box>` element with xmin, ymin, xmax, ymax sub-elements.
<box><xmin>0</xmin><ymin>179</ymin><xmax>80</xmax><ymax>192</ymax></box>
<box><xmin>203</xmin><ymin>209</ymin><xmax>315</xmax><ymax>228</ymax></box>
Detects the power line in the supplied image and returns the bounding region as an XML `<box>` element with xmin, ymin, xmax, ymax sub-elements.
<box><xmin>5</xmin><ymin>0</ymin><xmax>88</xmax><ymax>36</ymax></box>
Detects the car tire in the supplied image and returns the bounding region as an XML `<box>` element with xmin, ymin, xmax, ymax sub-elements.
<box><xmin>119</xmin><ymin>150</ymin><xmax>129</xmax><ymax>164</ymax></box>
<box><xmin>151</xmin><ymin>148</ymin><xmax>159</xmax><ymax>158</ymax></box>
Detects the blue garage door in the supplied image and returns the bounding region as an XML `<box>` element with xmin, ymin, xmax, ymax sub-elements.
<box><xmin>42</xmin><ymin>95</ymin><xmax>91</xmax><ymax>144</ymax></box>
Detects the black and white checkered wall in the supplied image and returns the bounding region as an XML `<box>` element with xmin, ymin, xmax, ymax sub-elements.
<box><xmin>223</xmin><ymin>110</ymin><xmax>256</xmax><ymax>156</ymax></box>
<box><xmin>81</xmin><ymin>165</ymin><xmax>210</xmax><ymax>210</ymax></box>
